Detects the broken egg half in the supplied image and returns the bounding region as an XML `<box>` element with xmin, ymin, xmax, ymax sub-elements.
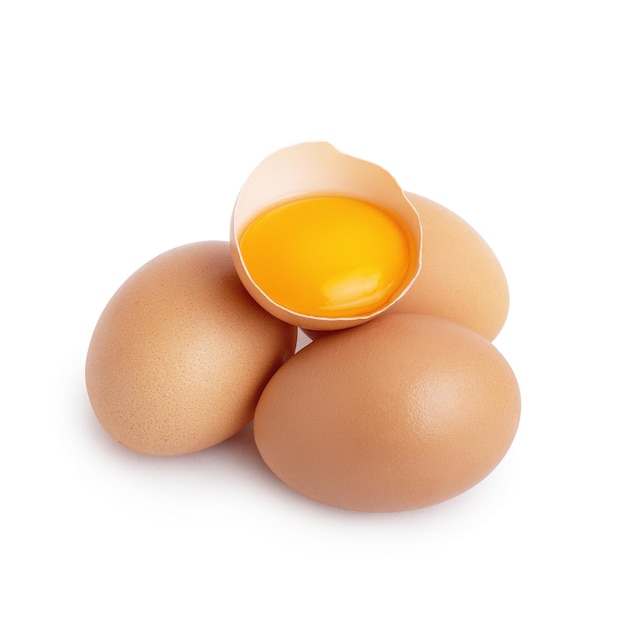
<box><xmin>230</xmin><ymin>142</ymin><xmax>422</xmax><ymax>331</ymax></box>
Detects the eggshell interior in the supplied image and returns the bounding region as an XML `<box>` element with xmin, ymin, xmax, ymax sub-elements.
<box><xmin>230</xmin><ymin>142</ymin><xmax>422</xmax><ymax>330</ymax></box>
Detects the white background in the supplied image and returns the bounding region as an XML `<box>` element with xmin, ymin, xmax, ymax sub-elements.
<box><xmin>2</xmin><ymin>1</ymin><xmax>625</xmax><ymax>624</ymax></box>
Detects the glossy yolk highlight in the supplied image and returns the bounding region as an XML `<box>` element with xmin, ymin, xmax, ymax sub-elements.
<box><xmin>239</xmin><ymin>196</ymin><xmax>413</xmax><ymax>318</ymax></box>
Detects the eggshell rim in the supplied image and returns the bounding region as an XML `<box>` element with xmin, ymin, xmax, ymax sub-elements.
<box><xmin>230</xmin><ymin>142</ymin><xmax>423</xmax><ymax>331</ymax></box>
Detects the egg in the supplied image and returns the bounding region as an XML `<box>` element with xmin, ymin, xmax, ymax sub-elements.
<box><xmin>304</xmin><ymin>191</ymin><xmax>510</xmax><ymax>341</ymax></box>
<box><xmin>389</xmin><ymin>192</ymin><xmax>509</xmax><ymax>340</ymax></box>
<box><xmin>254</xmin><ymin>314</ymin><xmax>520</xmax><ymax>512</ymax></box>
<box><xmin>230</xmin><ymin>142</ymin><xmax>423</xmax><ymax>331</ymax></box>
<box><xmin>85</xmin><ymin>241</ymin><xmax>298</xmax><ymax>456</ymax></box>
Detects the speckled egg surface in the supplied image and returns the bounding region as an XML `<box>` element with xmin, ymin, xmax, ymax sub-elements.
<box><xmin>389</xmin><ymin>192</ymin><xmax>510</xmax><ymax>340</ymax></box>
<box><xmin>85</xmin><ymin>241</ymin><xmax>297</xmax><ymax>456</ymax></box>
<box><xmin>254</xmin><ymin>314</ymin><xmax>520</xmax><ymax>512</ymax></box>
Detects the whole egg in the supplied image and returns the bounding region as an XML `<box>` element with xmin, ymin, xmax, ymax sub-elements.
<box><xmin>85</xmin><ymin>241</ymin><xmax>297</xmax><ymax>456</ymax></box>
<box><xmin>389</xmin><ymin>192</ymin><xmax>509</xmax><ymax>340</ymax></box>
<box><xmin>304</xmin><ymin>192</ymin><xmax>509</xmax><ymax>341</ymax></box>
<box><xmin>254</xmin><ymin>314</ymin><xmax>520</xmax><ymax>511</ymax></box>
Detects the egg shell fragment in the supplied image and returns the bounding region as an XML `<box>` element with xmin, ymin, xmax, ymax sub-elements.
<box><xmin>230</xmin><ymin>142</ymin><xmax>422</xmax><ymax>331</ymax></box>
<box><xmin>85</xmin><ymin>241</ymin><xmax>298</xmax><ymax>456</ymax></box>
<box><xmin>254</xmin><ymin>314</ymin><xmax>520</xmax><ymax>512</ymax></box>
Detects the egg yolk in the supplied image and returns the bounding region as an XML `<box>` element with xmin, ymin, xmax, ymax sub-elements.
<box><xmin>238</xmin><ymin>196</ymin><xmax>414</xmax><ymax>318</ymax></box>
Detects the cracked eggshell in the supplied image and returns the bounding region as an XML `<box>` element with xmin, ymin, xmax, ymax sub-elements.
<box><xmin>230</xmin><ymin>142</ymin><xmax>422</xmax><ymax>331</ymax></box>
<box><xmin>254</xmin><ymin>314</ymin><xmax>521</xmax><ymax>512</ymax></box>
<box><xmin>85</xmin><ymin>241</ymin><xmax>298</xmax><ymax>456</ymax></box>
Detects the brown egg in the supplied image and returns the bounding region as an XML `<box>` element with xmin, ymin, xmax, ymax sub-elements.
<box><xmin>85</xmin><ymin>241</ymin><xmax>298</xmax><ymax>456</ymax></box>
<box><xmin>389</xmin><ymin>192</ymin><xmax>509</xmax><ymax>340</ymax></box>
<box><xmin>254</xmin><ymin>314</ymin><xmax>520</xmax><ymax>512</ymax></box>
<box><xmin>303</xmin><ymin>192</ymin><xmax>509</xmax><ymax>341</ymax></box>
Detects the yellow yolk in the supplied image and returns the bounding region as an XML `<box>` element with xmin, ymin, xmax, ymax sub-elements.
<box><xmin>238</xmin><ymin>196</ymin><xmax>414</xmax><ymax>318</ymax></box>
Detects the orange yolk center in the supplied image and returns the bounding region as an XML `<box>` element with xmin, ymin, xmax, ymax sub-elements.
<box><xmin>239</xmin><ymin>196</ymin><xmax>414</xmax><ymax>318</ymax></box>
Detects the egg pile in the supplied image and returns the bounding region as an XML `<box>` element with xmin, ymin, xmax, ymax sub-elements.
<box><xmin>86</xmin><ymin>143</ymin><xmax>520</xmax><ymax>512</ymax></box>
